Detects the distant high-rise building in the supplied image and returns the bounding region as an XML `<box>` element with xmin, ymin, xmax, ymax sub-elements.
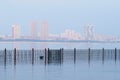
<box><xmin>84</xmin><ymin>25</ymin><xmax>94</xmax><ymax>40</ymax></box>
<box><xmin>40</xmin><ymin>21</ymin><xmax>49</xmax><ymax>40</ymax></box>
<box><xmin>30</xmin><ymin>21</ymin><xmax>37</xmax><ymax>39</ymax></box>
<box><xmin>12</xmin><ymin>24</ymin><xmax>20</xmax><ymax>39</ymax></box>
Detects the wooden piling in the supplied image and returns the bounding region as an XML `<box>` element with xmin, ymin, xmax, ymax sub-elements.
<box><xmin>32</xmin><ymin>48</ymin><xmax>34</xmax><ymax>65</ymax></box>
<box><xmin>61</xmin><ymin>48</ymin><xmax>64</xmax><ymax>64</ymax></box>
<box><xmin>47</xmin><ymin>48</ymin><xmax>50</xmax><ymax>64</ymax></box>
<box><xmin>48</xmin><ymin>48</ymin><xmax>50</xmax><ymax>54</ymax></box>
<box><xmin>102</xmin><ymin>48</ymin><xmax>104</xmax><ymax>64</ymax></box>
<box><xmin>74</xmin><ymin>48</ymin><xmax>76</xmax><ymax>64</ymax></box>
<box><xmin>88</xmin><ymin>48</ymin><xmax>90</xmax><ymax>64</ymax></box>
<box><xmin>45</xmin><ymin>48</ymin><xmax>47</xmax><ymax>65</ymax></box>
<box><xmin>115</xmin><ymin>48</ymin><xmax>117</xmax><ymax>63</ymax></box>
<box><xmin>14</xmin><ymin>48</ymin><xmax>16</xmax><ymax>65</ymax></box>
<box><xmin>60</xmin><ymin>48</ymin><xmax>61</xmax><ymax>64</ymax></box>
<box><xmin>60</xmin><ymin>48</ymin><xmax>63</xmax><ymax>64</ymax></box>
<box><xmin>4</xmin><ymin>48</ymin><xmax>7</xmax><ymax>65</ymax></box>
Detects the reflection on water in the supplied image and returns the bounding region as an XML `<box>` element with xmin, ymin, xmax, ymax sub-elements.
<box><xmin>0</xmin><ymin>48</ymin><xmax>120</xmax><ymax>65</ymax></box>
<box><xmin>1</xmin><ymin>49</ymin><xmax>120</xmax><ymax>80</ymax></box>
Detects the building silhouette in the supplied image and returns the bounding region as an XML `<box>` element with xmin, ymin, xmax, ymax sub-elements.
<box><xmin>12</xmin><ymin>24</ymin><xmax>20</xmax><ymax>39</ymax></box>
<box><xmin>40</xmin><ymin>21</ymin><xmax>49</xmax><ymax>40</ymax></box>
<box><xmin>84</xmin><ymin>25</ymin><xmax>94</xmax><ymax>40</ymax></box>
<box><xmin>30</xmin><ymin>21</ymin><xmax>37</xmax><ymax>39</ymax></box>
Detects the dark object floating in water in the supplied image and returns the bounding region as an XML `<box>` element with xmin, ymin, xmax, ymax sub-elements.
<box><xmin>40</xmin><ymin>56</ymin><xmax>44</xmax><ymax>60</ymax></box>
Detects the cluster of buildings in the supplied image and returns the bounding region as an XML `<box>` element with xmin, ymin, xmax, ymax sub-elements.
<box><xmin>11</xmin><ymin>21</ymin><xmax>49</xmax><ymax>40</ymax></box>
<box><xmin>0</xmin><ymin>22</ymin><xmax>120</xmax><ymax>41</ymax></box>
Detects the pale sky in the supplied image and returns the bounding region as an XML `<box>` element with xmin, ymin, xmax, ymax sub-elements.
<box><xmin>0</xmin><ymin>0</ymin><xmax>120</xmax><ymax>36</ymax></box>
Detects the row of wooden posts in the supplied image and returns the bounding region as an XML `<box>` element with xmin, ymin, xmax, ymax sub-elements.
<box><xmin>4</xmin><ymin>48</ymin><xmax>64</xmax><ymax>65</ymax></box>
<box><xmin>3</xmin><ymin>48</ymin><xmax>118</xmax><ymax>65</ymax></box>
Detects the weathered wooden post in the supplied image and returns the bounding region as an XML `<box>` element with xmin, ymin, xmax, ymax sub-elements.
<box><xmin>102</xmin><ymin>48</ymin><xmax>104</xmax><ymax>64</ymax></box>
<box><xmin>47</xmin><ymin>48</ymin><xmax>50</xmax><ymax>64</ymax></box>
<box><xmin>60</xmin><ymin>48</ymin><xmax>61</xmax><ymax>64</ymax></box>
<box><xmin>14</xmin><ymin>48</ymin><xmax>16</xmax><ymax>65</ymax></box>
<box><xmin>74</xmin><ymin>48</ymin><xmax>76</xmax><ymax>64</ymax></box>
<box><xmin>88</xmin><ymin>48</ymin><xmax>90</xmax><ymax>64</ymax></box>
<box><xmin>115</xmin><ymin>48</ymin><xmax>117</xmax><ymax>63</ymax></box>
<box><xmin>45</xmin><ymin>48</ymin><xmax>47</xmax><ymax>65</ymax></box>
<box><xmin>4</xmin><ymin>48</ymin><xmax>7</xmax><ymax>66</ymax></box>
<box><xmin>32</xmin><ymin>48</ymin><xmax>34</xmax><ymax>65</ymax></box>
<box><xmin>61</xmin><ymin>48</ymin><xmax>64</xmax><ymax>64</ymax></box>
<box><xmin>48</xmin><ymin>48</ymin><xmax>50</xmax><ymax>54</ymax></box>
<box><xmin>60</xmin><ymin>48</ymin><xmax>63</xmax><ymax>64</ymax></box>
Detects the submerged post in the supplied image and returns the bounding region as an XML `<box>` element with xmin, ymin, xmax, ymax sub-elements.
<box><xmin>60</xmin><ymin>48</ymin><xmax>63</xmax><ymax>64</ymax></box>
<box><xmin>115</xmin><ymin>48</ymin><xmax>117</xmax><ymax>63</ymax></box>
<box><xmin>102</xmin><ymin>48</ymin><xmax>104</xmax><ymax>64</ymax></box>
<box><xmin>14</xmin><ymin>48</ymin><xmax>16</xmax><ymax>65</ymax></box>
<box><xmin>61</xmin><ymin>48</ymin><xmax>64</xmax><ymax>64</ymax></box>
<box><xmin>45</xmin><ymin>48</ymin><xmax>47</xmax><ymax>65</ymax></box>
<box><xmin>74</xmin><ymin>48</ymin><xmax>76</xmax><ymax>64</ymax></box>
<box><xmin>32</xmin><ymin>48</ymin><xmax>34</xmax><ymax>65</ymax></box>
<box><xmin>88</xmin><ymin>48</ymin><xmax>90</xmax><ymax>64</ymax></box>
<box><xmin>4</xmin><ymin>48</ymin><xmax>7</xmax><ymax>66</ymax></box>
<box><xmin>48</xmin><ymin>48</ymin><xmax>50</xmax><ymax>54</ymax></box>
<box><xmin>47</xmin><ymin>48</ymin><xmax>50</xmax><ymax>64</ymax></box>
<box><xmin>60</xmin><ymin>48</ymin><xmax>61</xmax><ymax>64</ymax></box>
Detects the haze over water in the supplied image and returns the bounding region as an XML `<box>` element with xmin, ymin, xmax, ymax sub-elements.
<box><xmin>1</xmin><ymin>0</ymin><xmax>120</xmax><ymax>80</ymax></box>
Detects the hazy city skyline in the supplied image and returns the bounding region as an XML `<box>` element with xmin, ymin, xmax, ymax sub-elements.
<box><xmin>1</xmin><ymin>1</ymin><xmax>120</xmax><ymax>80</ymax></box>
<box><xmin>0</xmin><ymin>0</ymin><xmax>120</xmax><ymax>36</ymax></box>
<box><xmin>0</xmin><ymin>22</ymin><xmax>119</xmax><ymax>42</ymax></box>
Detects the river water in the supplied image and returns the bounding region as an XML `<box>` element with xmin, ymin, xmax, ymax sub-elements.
<box><xmin>0</xmin><ymin>42</ymin><xmax>120</xmax><ymax>49</ymax></box>
<box><xmin>0</xmin><ymin>42</ymin><xmax>120</xmax><ymax>80</ymax></box>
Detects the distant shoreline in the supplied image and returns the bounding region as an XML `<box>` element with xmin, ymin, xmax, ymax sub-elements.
<box><xmin>0</xmin><ymin>39</ymin><xmax>119</xmax><ymax>43</ymax></box>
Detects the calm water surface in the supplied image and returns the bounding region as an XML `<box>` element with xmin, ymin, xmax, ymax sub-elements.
<box><xmin>0</xmin><ymin>42</ymin><xmax>120</xmax><ymax>80</ymax></box>
<box><xmin>0</xmin><ymin>42</ymin><xmax>120</xmax><ymax>49</ymax></box>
